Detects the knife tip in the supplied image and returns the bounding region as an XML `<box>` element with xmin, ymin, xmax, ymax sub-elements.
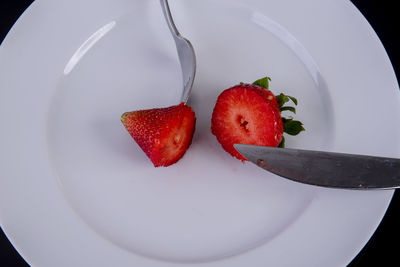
<box><xmin>233</xmin><ymin>143</ymin><xmax>245</xmax><ymax>152</ymax></box>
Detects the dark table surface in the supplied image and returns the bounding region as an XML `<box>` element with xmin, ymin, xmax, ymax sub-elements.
<box><xmin>1</xmin><ymin>1</ymin><xmax>399</xmax><ymax>266</ymax></box>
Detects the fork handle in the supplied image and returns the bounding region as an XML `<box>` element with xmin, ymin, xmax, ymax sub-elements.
<box><xmin>160</xmin><ymin>0</ymin><xmax>181</xmax><ymax>38</ymax></box>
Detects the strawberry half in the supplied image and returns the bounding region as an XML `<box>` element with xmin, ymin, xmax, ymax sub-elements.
<box><xmin>121</xmin><ymin>103</ymin><xmax>196</xmax><ymax>167</ymax></box>
<box><xmin>211</xmin><ymin>76</ymin><xmax>304</xmax><ymax>161</ymax></box>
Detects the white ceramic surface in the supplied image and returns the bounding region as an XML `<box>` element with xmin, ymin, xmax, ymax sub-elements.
<box><xmin>1</xmin><ymin>0</ymin><xmax>399</xmax><ymax>266</ymax></box>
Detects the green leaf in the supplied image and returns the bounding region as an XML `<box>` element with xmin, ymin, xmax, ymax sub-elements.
<box><xmin>275</xmin><ymin>93</ymin><xmax>289</xmax><ymax>108</ymax></box>
<box><xmin>278</xmin><ymin>136</ymin><xmax>285</xmax><ymax>148</ymax></box>
<box><xmin>288</xmin><ymin>96</ymin><xmax>298</xmax><ymax>105</ymax></box>
<box><xmin>280</xmin><ymin>106</ymin><xmax>296</xmax><ymax>113</ymax></box>
<box><xmin>275</xmin><ymin>93</ymin><xmax>298</xmax><ymax>108</ymax></box>
<box><xmin>252</xmin><ymin>76</ymin><xmax>271</xmax><ymax>89</ymax></box>
<box><xmin>283</xmin><ymin>119</ymin><xmax>305</xmax><ymax>135</ymax></box>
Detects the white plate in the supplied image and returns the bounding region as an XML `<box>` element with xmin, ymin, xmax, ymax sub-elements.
<box><xmin>1</xmin><ymin>0</ymin><xmax>400</xmax><ymax>266</ymax></box>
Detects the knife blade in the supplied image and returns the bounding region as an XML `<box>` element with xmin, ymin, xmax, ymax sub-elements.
<box><xmin>233</xmin><ymin>144</ymin><xmax>400</xmax><ymax>189</ymax></box>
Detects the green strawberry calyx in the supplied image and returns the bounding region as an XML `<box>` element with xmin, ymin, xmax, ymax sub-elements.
<box><xmin>251</xmin><ymin>76</ymin><xmax>305</xmax><ymax>148</ymax></box>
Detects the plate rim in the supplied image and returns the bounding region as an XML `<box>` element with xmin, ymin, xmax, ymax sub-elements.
<box><xmin>0</xmin><ymin>0</ymin><xmax>399</xmax><ymax>266</ymax></box>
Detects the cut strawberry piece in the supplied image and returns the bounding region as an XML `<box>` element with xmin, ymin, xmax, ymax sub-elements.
<box><xmin>211</xmin><ymin>83</ymin><xmax>283</xmax><ymax>161</ymax></box>
<box><xmin>121</xmin><ymin>103</ymin><xmax>196</xmax><ymax>167</ymax></box>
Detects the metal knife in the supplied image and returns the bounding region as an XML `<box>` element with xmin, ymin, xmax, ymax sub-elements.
<box><xmin>233</xmin><ymin>144</ymin><xmax>400</xmax><ymax>189</ymax></box>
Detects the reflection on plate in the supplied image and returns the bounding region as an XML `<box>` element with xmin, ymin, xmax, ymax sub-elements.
<box><xmin>1</xmin><ymin>0</ymin><xmax>399</xmax><ymax>266</ymax></box>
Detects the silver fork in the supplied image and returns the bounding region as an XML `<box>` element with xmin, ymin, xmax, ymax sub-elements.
<box><xmin>159</xmin><ymin>0</ymin><xmax>196</xmax><ymax>104</ymax></box>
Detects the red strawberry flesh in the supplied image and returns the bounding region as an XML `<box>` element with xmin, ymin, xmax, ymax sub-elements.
<box><xmin>211</xmin><ymin>84</ymin><xmax>283</xmax><ymax>161</ymax></box>
<box><xmin>121</xmin><ymin>103</ymin><xmax>196</xmax><ymax>167</ymax></box>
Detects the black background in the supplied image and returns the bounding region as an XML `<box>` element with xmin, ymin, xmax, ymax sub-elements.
<box><xmin>1</xmin><ymin>1</ymin><xmax>399</xmax><ymax>266</ymax></box>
